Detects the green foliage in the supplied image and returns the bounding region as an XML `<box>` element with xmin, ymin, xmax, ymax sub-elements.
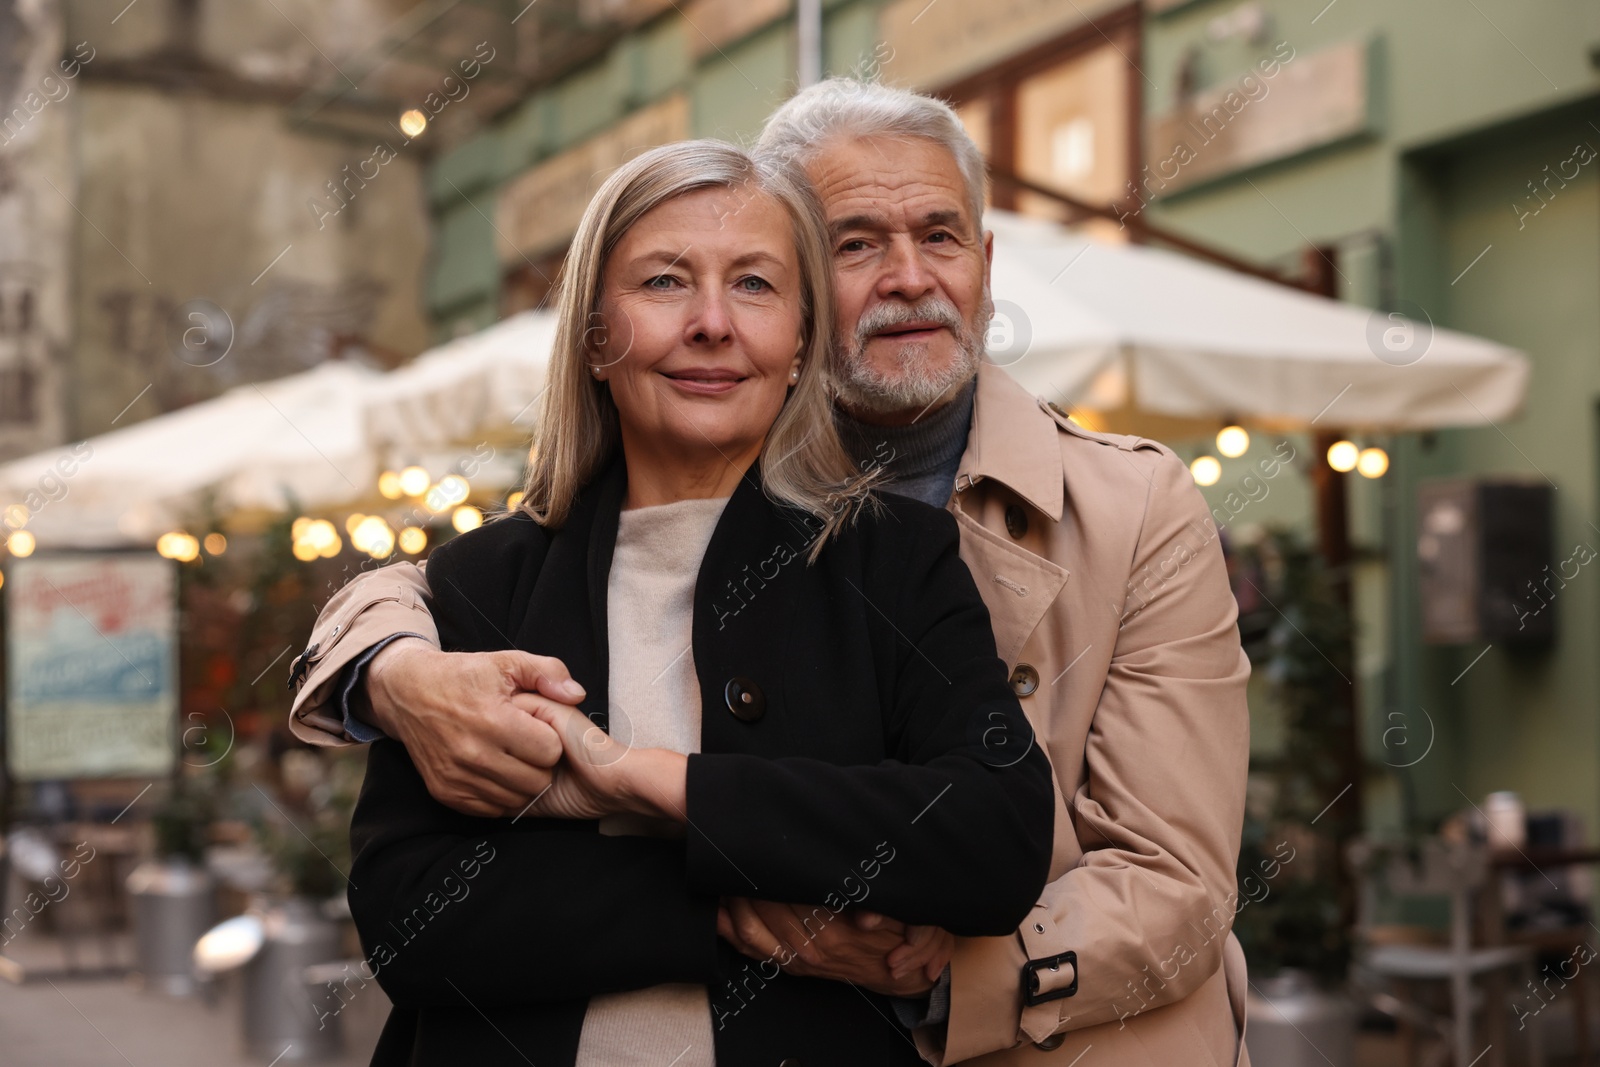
<box><xmin>151</xmin><ymin>773</ymin><xmax>217</xmax><ymax>862</ymax></box>
<box><xmin>1228</xmin><ymin>526</ymin><xmax>1353</xmax><ymax>984</ymax></box>
<box><xmin>255</xmin><ymin>750</ymin><xmax>364</xmax><ymax>900</ymax></box>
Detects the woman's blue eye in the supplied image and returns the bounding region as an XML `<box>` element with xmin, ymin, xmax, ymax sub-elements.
<box><xmin>738</xmin><ymin>276</ymin><xmax>770</xmax><ymax>292</ymax></box>
<box><xmin>646</xmin><ymin>275</ymin><xmax>678</xmax><ymax>288</ymax></box>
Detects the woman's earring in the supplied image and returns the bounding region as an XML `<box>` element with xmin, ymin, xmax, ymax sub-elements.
<box><xmin>590</xmin><ymin>364</ymin><xmax>603</xmax><ymax>378</ymax></box>
<box><xmin>789</xmin><ymin>367</ymin><xmax>800</xmax><ymax>384</ymax></box>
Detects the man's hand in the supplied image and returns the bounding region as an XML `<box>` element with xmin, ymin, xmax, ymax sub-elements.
<box><xmin>717</xmin><ymin>897</ymin><xmax>953</xmax><ymax>998</ymax></box>
<box><xmin>364</xmin><ymin>641</ymin><xmax>582</xmax><ymax>817</ymax></box>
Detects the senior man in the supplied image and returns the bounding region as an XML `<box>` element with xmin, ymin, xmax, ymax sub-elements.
<box><xmin>289</xmin><ymin>78</ymin><xmax>1251</xmax><ymax>1066</ymax></box>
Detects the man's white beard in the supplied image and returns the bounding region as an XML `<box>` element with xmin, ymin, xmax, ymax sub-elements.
<box><xmin>831</xmin><ymin>292</ymin><xmax>991</xmax><ymax>416</ymax></box>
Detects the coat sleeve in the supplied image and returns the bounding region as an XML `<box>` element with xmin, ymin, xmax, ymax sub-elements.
<box><xmin>346</xmin><ymin>526</ymin><xmax>721</xmax><ymax>1009</ymax></box>
<box><xmin>938</xmin><ymin>446</ymin><xmax>1251</xmax><ymax>1061</ymax></box>
<box><xmin>683</xmin><ymin>503</ymin><xmax>1056</xmax><ymax>938</ymax></box>
<box><xmin>287</xmin><ymin>560</ymin><xmax>439</xmax><ymax>746</ymax></box>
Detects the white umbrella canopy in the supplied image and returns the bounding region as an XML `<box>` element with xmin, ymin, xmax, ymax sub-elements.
<box><xmin>0</xmin><ymin>361</ymin><xmax>382</xmax><ymax>549</ymax></box>
<box><xmin>984</xmin><ymin>210</ymin><xmax>1530</xmax><ymax>430</ymax></box>
<box><xmin>362</xmin><ymin>309</ymin><xmax>558</xmax><ymax>455</ymax></box>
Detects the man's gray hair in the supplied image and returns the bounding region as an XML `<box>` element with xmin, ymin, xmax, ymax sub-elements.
<box><xmin>753</xmin><ymin>77</ymin><xmax>987</xmax><ymax>227</ymax></box>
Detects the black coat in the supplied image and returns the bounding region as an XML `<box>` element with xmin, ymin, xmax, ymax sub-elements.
<box><xmin>347</xmin><ymin>458</ymin><xmax>1055</xmax><ymax>1066</ymax></box>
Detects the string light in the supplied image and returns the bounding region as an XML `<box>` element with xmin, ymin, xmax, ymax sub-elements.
<box><xmin>399</xmin><ymin>526</ymin><xmax>428</xmax><ymax>554</ymax></box>
<box><xmin>1216</xmin><ymin>425</ymin><xmax>1250</xmax><ymax>458</ymax></box>
<box><xmin>1326</xmin><ymin>440</ymin><xmax>1359</xmax><ymax>472</ymax></box>
<box><xmin>399</xmin><ymin>109</ymin><xmax>428</xmax><ymax>138</ymax></box>
<box><xmin>1189</xmin><ymin>456</ymin><xmax>1222</xmax><ymax>486</ymax></box>
<box><xmin>398</xmin><ymin>466</ymin><xmax>430</xmax><ymax>497</ymax></box>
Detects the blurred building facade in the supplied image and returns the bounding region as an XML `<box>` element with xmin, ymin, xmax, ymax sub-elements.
<box><xmin>0</xmin><ymin>0</ymin><xmax>484</xmax><ymax>458</ymax></box>
<box><xmin>424</xmin><ymin>0</ymin><xmax>1145</xmax><ymax>333</ymax></box>
<box><xmin>1141</xmin><ymin>2</ymin><xmax>1600</xmax><ymax>840</ymax></box>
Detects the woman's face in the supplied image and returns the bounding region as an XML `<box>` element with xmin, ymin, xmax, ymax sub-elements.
<box><xmin>593</xmin><ymin>185</ymin><xmax>805</xmax><ymax>471</ymax></box>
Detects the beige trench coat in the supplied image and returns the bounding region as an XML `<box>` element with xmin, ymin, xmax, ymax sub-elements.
<box><xmin>289</xmin><ymin>363</ymin><xmax>1252</xmax><ymax>1066</ymax></box>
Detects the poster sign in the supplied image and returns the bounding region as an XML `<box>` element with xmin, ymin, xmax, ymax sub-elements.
<box><xmin>6</xmin><ymin>554</ymin><xmax>177</xmax><ymax>780</ymax></box>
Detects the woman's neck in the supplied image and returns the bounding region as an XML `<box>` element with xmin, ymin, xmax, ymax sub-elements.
<box><xmin>621</xmin><ymin>439</ymin><xmax>757</xmax><ymax>509</ymax></box>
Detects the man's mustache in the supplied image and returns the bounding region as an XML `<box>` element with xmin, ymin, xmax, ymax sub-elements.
<box><xmin>853</xmin><ymin>299</ymin><xmax>965</xmax><ymax>347</ymax></box>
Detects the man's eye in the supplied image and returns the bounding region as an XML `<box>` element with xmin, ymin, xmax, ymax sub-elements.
<box><xmin>927</xmin><ymin>231</ymin><xmax>952</xmax><ymax>243</ymax></box>
<box><xmin>838</xmin><ymin>239</ymin><xmax>868</xmax><ymax>254</ymax></box>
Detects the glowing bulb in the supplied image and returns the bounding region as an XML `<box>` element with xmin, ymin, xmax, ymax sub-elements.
<box><xmin>291</xmin><ymin>516</ymin><xmax>312</xmax><ymax>540</ymax></box>
<box><xmin>1357</xmin><ymin>447</ymin><xmax>1389</xmax><ymax>479</ymax></box>
<box><xmin>173</xmin><ymin>534</ymin><xmax>200</xmax><ymax>562</ymax></box>
<box><xmin>8</xmin><ymin>530</ymin><xmax>36</xmax><ymax>557</ymax></box>
<box><xmin>506</xmin><ymin>490</ymin><xmax>524</xmax><ymax>510</ymax></box>
<box><xmin>204</xmin><ymin>533</ymin><xmax>227</xmax><ymax>555</ymax></box>
<box><xmin>345</xmin><ymin>513</ymin><xmax>366</xmax><ymax>536</ymax></box>
<box><xmin>398</xmin><ymin>466</ymin><xmax>430</xmax><ymax>497</ymax></box>
<box><xmin>292</xmin><ymin>538</ymin><xmax>319</xmax><ymax>562</ymax></box>
<box><xmin>352</xmin><ymin>516</ymin><xmax>394</xmax><ymax>557</ymax></box>
<box><xmin>452</xmin><ymin>505</ymin><xmax>483</xmax><ymax>533</ymax></box>
<box><xmin>378</xmin><ymin>471</ymin><xmax>403</xmax><ymax>499</ymax></box>
<box><xmin>1216</xmin><ymin>425</ymin><xmax>1250</xmax><ymax>459</ymax></box>
<box><xmin>399</xmin><ymin>526</ymin><xmax>428</xmax><ymax>554</ymax></box>
<box><xmin>1189</xmin><ymin>456</ymin><xmax>1222</xmax><ymax>486</ymax></box>
<box><xmin>1326</xmin><ymin>440</ymin><xmax>1359</xmax><ymax>472</ymax></box>
<box><xmin>438</xmin><ymin>475</ymin><xmax>469</xmax><ymax>505</ymax></box>
<box><xmin>399</xmin><ymin>109</ymin><xmax>428</xmax><ymax>138</ymax></box>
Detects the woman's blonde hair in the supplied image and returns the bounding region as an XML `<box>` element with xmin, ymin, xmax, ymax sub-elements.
<box><xmin>514</xmin><ymin>139</ymin><xmax>874</xmax><ymax>554</ymax></box>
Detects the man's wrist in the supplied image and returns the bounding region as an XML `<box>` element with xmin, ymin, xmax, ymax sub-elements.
<box><xmin>362</xmin><ymin>635</ymin><xmax>434</xmax><ymax>734</ymax></box>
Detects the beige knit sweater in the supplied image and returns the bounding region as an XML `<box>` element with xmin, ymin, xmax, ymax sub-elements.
<box><xmin>574</xmin><ymin>495</ymin><xmax>728</xmax><ymax>1067</ymax></box>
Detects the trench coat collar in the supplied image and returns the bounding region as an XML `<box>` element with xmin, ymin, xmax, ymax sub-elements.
<box><xmin>954</xmin><ymin>363</ymin><xmax>1065</xmax><ymax>522</ymax></box>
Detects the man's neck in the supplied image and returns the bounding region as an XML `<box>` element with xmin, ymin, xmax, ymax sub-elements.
<box><xmin>833</xmin><ymin>377</ymin><xmax>977</xmax><ymax>509</ymax></box>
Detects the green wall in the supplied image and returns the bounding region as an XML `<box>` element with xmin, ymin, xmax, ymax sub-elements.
<box><xmin>1147</xmin><ymin>0</ymin><xmax>1600</xmax><ymax>834</ymax></box>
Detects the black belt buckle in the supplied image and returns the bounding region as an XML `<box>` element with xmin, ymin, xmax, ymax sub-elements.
<box><xmin>1021</xmin><ymin>949</ymin><xmax>1078</xmax><ymax>1006</ymax></box>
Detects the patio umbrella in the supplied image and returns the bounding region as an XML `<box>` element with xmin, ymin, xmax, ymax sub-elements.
<box><xmin>0</xmin><ymin>361</ymin><xmax>383</xmax><ymax>549</ymax></box>
<box><xmin>983</xmin><ymin>209</ymin><xmax>1530</xmax><ymax>431</ymax></box>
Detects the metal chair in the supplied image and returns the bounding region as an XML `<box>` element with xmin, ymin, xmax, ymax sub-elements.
<box><xmin>1350</xmin><ymin>838</ymin><xmax>1545</xmax><ymax>1067</ymax></box>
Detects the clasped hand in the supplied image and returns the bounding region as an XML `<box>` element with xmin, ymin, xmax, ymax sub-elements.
<box><xmin>369</xmin><ymin>646</ymin><xmax>952</xmax><ymax>1001</ymax></box>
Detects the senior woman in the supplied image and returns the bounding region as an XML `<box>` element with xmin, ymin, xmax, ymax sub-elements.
<box><xmin>347</xmin><ymin>139</ymin><xmax>1053</xmax><ymax>1067</ymax></box>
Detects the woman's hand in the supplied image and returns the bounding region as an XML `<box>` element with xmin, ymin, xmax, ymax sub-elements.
<box><xmin>515</xmin><ymin>695</ymin><xmax>688</xmax><ymax>822</ymax></box>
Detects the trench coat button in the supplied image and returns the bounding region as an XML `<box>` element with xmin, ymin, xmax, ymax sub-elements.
<box><xmin>1009</xmin><ymin>663</ymin><xmax>1039</xmax><ymax>697</ymax></box>
<box><xmin>1005</xmin><ymin>503</ymin><xmax>1029</xmax><ymax>539</ymax></box>
<box><xmin>1033</xmin><ymin>1033</ymin><xmax>1065</xmax><ymax>1051</ymax></box>
<box><xmin>724</xmin><ymin>677</ymin><xmax>766</xmax><ymax>722</ymax></box>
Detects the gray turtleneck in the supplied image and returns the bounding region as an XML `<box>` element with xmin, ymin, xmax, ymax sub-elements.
<box><xmin>834</xmin><ymin>378</ymin><xmax>977</xmax><ymax>508</ymax></box>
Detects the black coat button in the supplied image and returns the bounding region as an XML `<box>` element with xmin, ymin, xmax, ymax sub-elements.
<box><xmin>1009</xmin><ymin>663</ymin><xmax>1039</xmax><ymax>697</ymax></box>
<box><xmin>1033</xmin><ymin>1033</ymin><xmax>1065</xmax><ymax>1050</ymax></box>
<box><xmin>724</xmin><ymin>677</ymin><xmax>766</xmax><ymax>722</ymax></box>
<box><xmin>1005</xmin><ymin>504</ymin><xmax>1028</xmax><ymax>539</ymax></box>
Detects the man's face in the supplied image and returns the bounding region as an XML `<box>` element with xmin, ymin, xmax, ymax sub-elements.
<box><xmin>804</xmin><ymin>135</ymin><xmax>994</xmax><ymax>424</ymax></box>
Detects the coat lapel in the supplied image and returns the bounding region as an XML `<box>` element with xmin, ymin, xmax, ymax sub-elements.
<box><xmin>949</xmin><ymin>501</ymin><xmax>1069</xmax><ymax>667</ymax></box>
<box><xmin>510</xmin><ymin>458</ymin><xmax>628</xmax><ymax>724</ymax></box>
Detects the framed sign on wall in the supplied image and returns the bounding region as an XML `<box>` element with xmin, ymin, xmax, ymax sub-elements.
<box><xmin>6</xmin><ymin>553</ymin><xmax>177</xmax><ymax>780</ymax></box>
